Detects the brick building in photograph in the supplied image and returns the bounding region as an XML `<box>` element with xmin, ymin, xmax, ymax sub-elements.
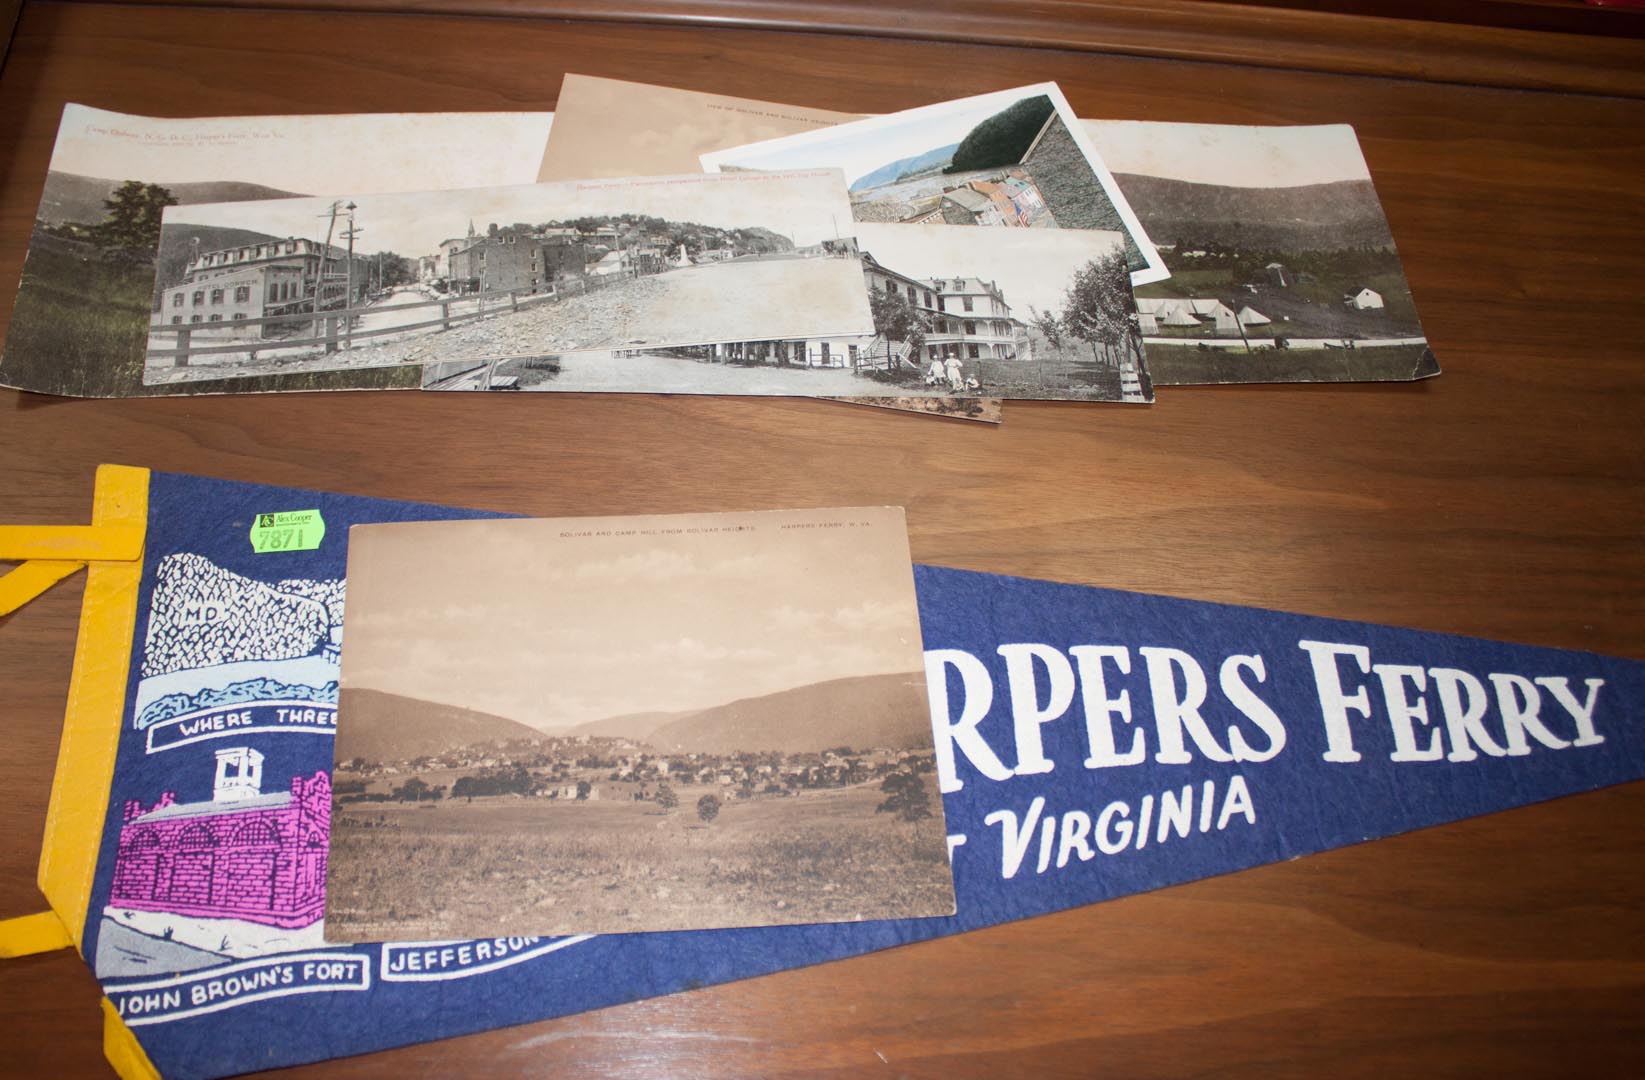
<box><xmin>109</xmin><ymin>747</ymin><xmax>330</xmax><ymax>929</ymax></box>
<box><xmin>151</xmin><ymin>237</ymin><xmax>364</xmax><ymax>336</ymax></box>
<box><xmin>441</xmin><ymin>224</ymin><xmax>588</xmax><ymax>294</ymax></box>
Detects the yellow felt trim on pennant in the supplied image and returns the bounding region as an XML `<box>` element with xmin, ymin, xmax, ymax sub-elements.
<box><xmin>0</xmin><ymin>910</ymin><xmax>74</xmax><ymax>957</ymax></box>
<box><xmin>0</xmin><ymin>524</ymin><xmax>144</xmax><ymax>561</ymax></box>
<box><xmin>0</xmin><ymin>560</ymin><xmax>86</xmax><ymax>616</ymax></box>
<box><xmin>37</xmin><ymin>465</ymin><xmax>150</xmax><ymax>951</ymax></box>
<box><xmin>102</xmin><ymin>997</ymin><xmax>162</xmax><ymax>1080</ymax></box>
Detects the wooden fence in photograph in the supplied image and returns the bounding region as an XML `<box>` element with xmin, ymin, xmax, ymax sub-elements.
<box><xmin>144</xmin><ymin>272</ymin><xmax>641</xmax><ymax>368</ymax></box>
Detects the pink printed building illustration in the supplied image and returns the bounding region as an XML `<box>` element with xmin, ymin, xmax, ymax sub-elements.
<box><xmin>110</xmin><ymin>747</ymin><xmax>330</xmax><ymax>929</ymax></box>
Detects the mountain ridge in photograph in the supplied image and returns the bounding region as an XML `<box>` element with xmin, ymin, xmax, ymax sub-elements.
<box><xmin>850</xmin><ymin>142</ymin><xmax>959</xmax><ymax>192</ymax></box>
<box><xmin>1114</xmin><ymin>174</ymin><xmax>1395</xmax><ymax>251</ymax></box>
<box><xmin>639</xmin><ymin>671</ymin><xmax>932</xmax><ymax>755</ymax></box>
<box><xmin>155</xmin><ymin>223</ymin><xmax>291</xmax><ymax>290</ymax></box>
<box><xmin>37</xmin><ymin>170</ymin><xmax>306</xmax><ymax>226</ymax></box>
<box><xmin>564</xmin><ymin>707</ymin><xmax>699</xmax><ymax>741</ymax></box>
<box><xmin>335</xmin><ymin>687</ymin><xmax>551</xmax><ymax>763</ymax></box>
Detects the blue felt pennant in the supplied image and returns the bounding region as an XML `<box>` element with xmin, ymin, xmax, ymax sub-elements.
<box><xmin>79</xmin><ymin>471</ymin><xmax>1642</xmax><ymax>1079</ymax></box>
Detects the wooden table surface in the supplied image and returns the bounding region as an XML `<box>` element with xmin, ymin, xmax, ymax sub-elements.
<box><xmin>2</xmin><ymin>2</ymin><xmax>1643</xmax><ymax>1076</ymax></box>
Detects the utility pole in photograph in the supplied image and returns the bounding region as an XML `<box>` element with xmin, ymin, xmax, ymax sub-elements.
<box><xmin>339</xmin><ymin>202</ymin><xmax>361</xmax><ymax>349</ymax></box>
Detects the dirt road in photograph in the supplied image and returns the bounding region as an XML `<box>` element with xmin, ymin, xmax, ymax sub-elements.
<box><xmin>146</xmin><ymin>257</ymin><xmax>872</xmax><ymax>385</ymax></box>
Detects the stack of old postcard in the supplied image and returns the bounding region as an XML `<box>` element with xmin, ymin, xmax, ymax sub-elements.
<box><xmin>0</xmin><ymin>78</ymin><xmax>1437</xmax><ymax>421</ymax></box>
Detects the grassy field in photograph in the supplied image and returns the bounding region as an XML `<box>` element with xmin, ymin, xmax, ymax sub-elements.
<box><xmin>327</xmin><ymin>781</ymin><xmax>952</xmax><ymax>940</ymax></box>
<box><xmin>1144</xmin><ymin>341</ymin><xmax>1432</xmax><ymax>384</ymax></box>
<box><xmin>3</xmin><ymin>238</ymin><xmax>153</xmax><ymax>396</ymax></box>
<box><xmin>6</xmin><ymin>234</ymin><xmax>421</xmax><ymax>396</ymax></box>
<box><xmin>966</xmin><ymin>330</ymin><xmax>1129</xmax><ymax>400</ymax></box>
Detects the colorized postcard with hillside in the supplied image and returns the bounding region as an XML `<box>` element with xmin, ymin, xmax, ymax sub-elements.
<box><xmin>324</xmin><ymin>507</ymin><xmax>954</xmax><ymax>940</ymax></box>
<box><xmin>144</xmin><ymin>171</ymin><xmax>874</xmax><ymax>388</ymax></box>
<box><xmin>1086</xmin><ymin>120</ymin><xmax>1438</xmax><ymax>384</ymax></box>
<box><xmin>700</xmin><ymin>83</ymin><xmax>1169</xmax><ymax>287</ymax></box>
<box><xmin>0</xmin><ymin>104</ymin><xmax>555</xmax><ymax>398</ymax></box>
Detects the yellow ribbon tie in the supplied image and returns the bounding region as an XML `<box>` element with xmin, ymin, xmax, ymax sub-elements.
<box><xmin>0</xmin><ymin>909</ymin><xmax>73</xmax><ymax>957</ymax></box>
<box><xmin>103</xmin><ymin>997</ymin><xmax>162</xmax><ymax>1080</ymax></box>
<box><xmin>0</xmin><ymin>560</ymin><xmax>87</xmax><ymax>616</ymax></box>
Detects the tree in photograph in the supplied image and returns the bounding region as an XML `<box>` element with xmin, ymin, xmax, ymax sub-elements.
<box><xmin>696</xmin><ymin>793</ymin><xmax>722</xmax><ymax>823</ymax></box>
<box><xmin>575</xmin><ymin>779</ymin><xmax>592</xmax><ymax>801</ymax></box>
<box><xmin>90</xmin><ymin>181</ymin><xmax>177</xmax><ymax>254</ymax></box>
<box><xmin>945</xmin><ymin>95</ymin><xmax>1056</xmax><ymax>173</ymax></box>
<box><xmin>656</xmin><ymin>784</ymin><xmax>679</xmax><ymax>813</ymax></box>
<box><xmin>375</xmin><ymin>252</ymin><xmax>418</xmax><ymax>289</ymax></box>
<box><xmin>1028</xmin><ymin>305</ymin><xmax>1065</xmax><ymax>352</ymax></box>
<box><xmin>1060</xmin><ymin>250</ymin><xmax>1142</xmax><ymax>370</ymax></box>
<box><xmin>869</xmin><ymin>287</ymin><xmax>927</xmax><ymax>369</ymax></box>
<box><xmin>393</xmin><ymin>777</ymin><xmax>431</xmax><ymax>803</ymax></box>
<box><xmin>876</xmin><ymin>770</ymin><xmax>934</xmax><ymax>823</ymax></box>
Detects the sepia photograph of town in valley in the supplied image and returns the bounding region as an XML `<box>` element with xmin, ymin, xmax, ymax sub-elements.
<box><xmin>701</xmin><ymin>83</ymin><xmax>1168</xmax><ymax>284</ymax></box>
<box><xmin>1</xmin><ymin>105</ymin><xmax>553</xmax><ymax>398</ymax></box>
<box><xmin>141</xmin><ymin>170</ymin><xmax>871</xmax><ymax>388</ymax></box>
<box><xmin>323</xmin><ymin>508</ymin><xmax>954</xmax><ymax>942</ymax></box>
<box><xmin>1087</xmin><ymin>120</ymin><xmax>1437</xmax><ymax>385</ymax></box>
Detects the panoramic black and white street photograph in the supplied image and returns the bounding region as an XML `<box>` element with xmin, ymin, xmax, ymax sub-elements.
<box><xmin>426</xmin><ymin>223</ymin><xmax>1150</xmax><ymax>404</ymax></box>
<box><xmin>143</xmin><ymin>170</ymin><xmax>872</xmax><ymax>387</ymax></box>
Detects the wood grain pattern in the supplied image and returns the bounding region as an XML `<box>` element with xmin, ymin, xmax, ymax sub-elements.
<box><xmin>1</xmin><ymin>3</ymin><xmax>1643</xmax><ymax>1077</ymax></box>
<box><xmin>51</xmin><ymin>0</ymin><xmax>1645</xmax><ymax>96</ymax></box>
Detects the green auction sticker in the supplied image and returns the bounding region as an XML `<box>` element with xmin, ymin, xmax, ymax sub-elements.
<box><xmin>249</xmin><ymin>510</ymin><xmax>326</xmax><ymax>553</ymax></box>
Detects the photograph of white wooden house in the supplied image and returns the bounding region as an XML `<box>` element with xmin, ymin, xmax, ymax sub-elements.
<box><xmin>587</xmin><ymin>223</ymin><xmax>1152</xmax><ymax>403</ymax></box>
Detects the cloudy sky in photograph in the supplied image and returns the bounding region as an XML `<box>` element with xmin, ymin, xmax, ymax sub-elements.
<box><xmin>161</xmin><ymin>169</ymin><xmax>854</xmax><ymax>258</ymax></box>
<box><xmin>51</xmin><ymin>104</ymin><xmax>552</xmax><ymax>194</ymax></box>
<box><xmin>339</xmin><ymin>508</ymin><xmax>925</xmax><ymax>730</ymax></box>
<box><xmin>1084</xmin><ymin>121</ymin><xmax>1373</xmax><ymax>188</ymax></box>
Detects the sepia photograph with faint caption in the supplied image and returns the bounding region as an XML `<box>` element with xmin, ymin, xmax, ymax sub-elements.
<box><xmin>324</xmin><ymin>507</ymin><xmax>955</xmax><ymax>941</ymax></box>
<box><xmin>143</xmin><ymin>171</ymin><xmax>873</xmax><ymax>388</ymax></box>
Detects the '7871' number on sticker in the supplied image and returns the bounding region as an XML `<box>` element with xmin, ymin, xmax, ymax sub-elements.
<box><xmin>249</xmin><ymin>510</ymin><xmax>327</xmax><ymax>553</ymax></box>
